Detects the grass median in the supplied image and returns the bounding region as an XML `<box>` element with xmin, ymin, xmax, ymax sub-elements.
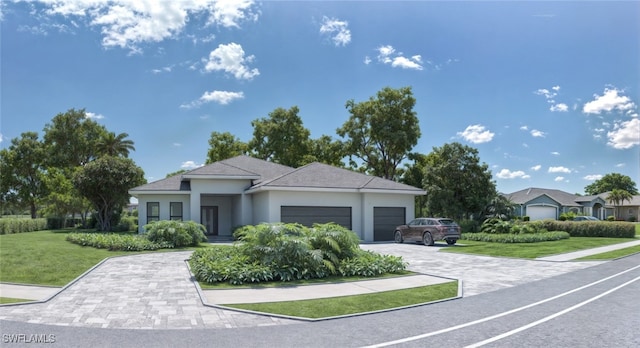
<box><xmin>225</xmin><ymin>281</ymin><xmax>458</xmax><ymax>319</ymax></box>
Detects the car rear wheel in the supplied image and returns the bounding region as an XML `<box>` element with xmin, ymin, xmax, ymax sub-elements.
<box><xmin>422</xmin><ymin>232</ymin><xmax>434</xmax><ymax>246</ymax></box>
<box><xmin>394</xmin><ymin>231</ymin><xmax>403</xmax><ymax>243</ymax></box>
<box><xmin>446</xmin><ymin>239</ymin><xmax>456</xmax><ymax>245</ymax></box>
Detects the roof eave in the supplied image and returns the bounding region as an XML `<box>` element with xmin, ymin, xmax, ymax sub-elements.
<box><xmin>182</xmin><ymin>174</ymin><xmax>259</xmax><ymax>180</ymax></box>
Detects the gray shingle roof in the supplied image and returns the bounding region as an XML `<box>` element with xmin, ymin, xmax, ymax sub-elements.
<box><xmin>130</xmin><ymin>156</ymin><xmax>424</xmax><ymax>194</ymax></box>
<box><xmin>503</xmin><ymin>187</ymin><xmax>582</xmax><ymax>206</ymax></box>
<box><xmin>252</xmin><ymin>162</ymin><xmax>424</xmax><ymax>192</ymax></box>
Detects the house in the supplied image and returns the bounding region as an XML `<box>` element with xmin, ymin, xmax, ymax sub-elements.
<box><xmin>504</xmin><ymin>187</ymin><xmax>640</xmax><ymax>221</ymax></box>
<box><xmin>129</xmin><ymin>155</ymin><xmax>425</xmax><ymax>241</ymax></box>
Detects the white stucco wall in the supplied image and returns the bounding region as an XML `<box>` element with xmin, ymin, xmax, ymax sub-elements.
<box><xmin>135</xmin><ymin>194</ymin><xmax>191</xmax><ymax>233</ymax></box>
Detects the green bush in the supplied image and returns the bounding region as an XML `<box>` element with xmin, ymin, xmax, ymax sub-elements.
<box><xmin>606</xmin><ymin>216</ymin><xmax>615</xmax><ymax>221</ymax></box>
<box><xmin>114</xmin><ymin>215</ymin><xmax>138</xmax><ymax>232</ymax></box>
<box><xmin>458</xmin><ymin>219</ymin><xmax>481</xmax><ymax>233</ymax></box>
<box><xmin>0</xmin><ymin>218</ymin><xmax>48</xmax><ymax>234</ymax></box>
<box><xmin>144</xmin><ymin>220</ymin><xmax>207</xmax><ymax>248</ymax></box>
<box><xmin>538</xmin><ymin>220</ymin><xmax>635</xmax><ymax>238</ymax></box>
<box><xmin>190</xmin><ymin>223</ymin><xmax>406</xmax><ymax>285</ymax></box>
<box><xmin>461</xmin><ymin>232</ymin><xmax>570</xmax><ymax>243</ymax></box>
<box><xmin>66</xmin><ymin>232</ymin><xmax>169</xmax><ymax>251</ymax></box>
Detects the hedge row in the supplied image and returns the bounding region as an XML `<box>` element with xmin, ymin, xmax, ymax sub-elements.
<box><xmin>0</xmin><ymin>218</ymin><xmax>48</xmax><ymax>235</ymax></box>
<box><xmin>66</xmin><ymin>233</ymin><xmax>171</xmax><ymax>251</ymax></box>
<box><xmin>537</xmin><ymin>221</ymin><xmax>635</xmax><ymax>238</ymax></box>
<box><xmin>461</xmin><ymin>232</ymin><xmax>570</xmax><ymax>243</ymax></box>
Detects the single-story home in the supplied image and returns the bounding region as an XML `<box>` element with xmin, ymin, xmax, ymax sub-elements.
<box><xmin>129</xmin><ymin>155</ymin><xmax>425</xmax><ymax>242</ymax></box>
<box><xmin>503</xmin><ymin>187</ymin><xmax>640</xmax><ymax>221</ymax></box>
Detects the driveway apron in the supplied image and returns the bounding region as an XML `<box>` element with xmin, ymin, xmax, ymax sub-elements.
<box><xmin>0</xmin><ymin>252</ymin><xmax>296</xmax><ymax>329</ymax></box>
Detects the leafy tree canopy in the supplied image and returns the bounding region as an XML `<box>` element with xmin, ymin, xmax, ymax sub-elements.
<box><xmin>337</xmin><ymin>86</ymin><xmax>420</xmax><ymax>180</ymax></box>
<box><xmin>206</xmin><ymin>131</ymin><xmax>248</xmax><ymax>164</ymax></box>
<box><xmin>422</xmin><ymin>142</ymin><xmax>496</xmax><ymax>220</ymax></box>
<box><xmin>585</xmin><ymin>173</ymin><xmax>638</xmax><ymax>195</ymax></box>
<box><xmin>73</xmin><ymin>156</ymin><xmax>146</xmax><ymax>231</ymax></box>
<box><xmin>96</xmin><ymin>131</ymin><xmax>135</xmax><ymax>158</ymax></box>
<box><xmin>248</xmin><ymin>106</ymin><xmax>312</xmax><ymax>167</ymax></box>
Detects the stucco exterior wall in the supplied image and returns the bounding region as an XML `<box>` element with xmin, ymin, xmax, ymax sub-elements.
<box><xmin>136</xmin><ymin>194</ymin><xmax>190</xmax><ymax>233</ymax></box>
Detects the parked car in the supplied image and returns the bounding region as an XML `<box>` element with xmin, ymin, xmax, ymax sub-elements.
<box><xmin>394</xmin><ymin>218</ymin><xmax>461</xmax><ymax>246</ymax></box>
<box><xmin>572</xmin><ymin>216</ymin><xmax>600</xmax><ymax>221</ymax></box>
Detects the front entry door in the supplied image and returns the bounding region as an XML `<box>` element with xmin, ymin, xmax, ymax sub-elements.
<box><xmin>201</xmin><ymin>206</ymin><xmax>218</xmax><ymax>235</ymax></box>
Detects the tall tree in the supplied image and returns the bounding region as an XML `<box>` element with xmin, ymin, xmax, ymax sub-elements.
<box><xmin>73</xmin><ymin>156</ymin><xmax>146</xmax><ymax>231</ymax></box>
<box><xmin>401</xmin><ymin>153</ymin><xmax>428</xmax><ymax>216</ymax></box>
<box><xmin>337</xmin><ymin>86</ymin><xmax>420</xmax><ymax>180</ymax></box>
<box><xmin>248</xmin><ymin>106</ymin><xmax>312</xmax><ymax>167</ymax></box>
<box><xmin>0</xmin><ymin>132</ymin><xmax>48</xmax><ymax>218</ymax></box>
<box><xmin>96</xmin><ymin>131</ymin><xmax>135</xmax><ymax>158</ymax></box>
<box><xmin>607</xmin><ymin>189</ymin><xmax>633</xmax><ymax>220</ymax></box>
<box><xmin>206</xmin><ymin>131</ymin><xmax>248</xmax><ymax>164</ymax></box>
<box><xmin>585</xmin><ymin>173</ymin><xmax>638</xmax><ymax>195</ymax></box>
<box><xmin>306</xmin><ymin>135</ymin><xmax>346</xmax><ymax>167</ymax></box>
<box><xmin>43</xmin><ymin>108</ymin><xmax>107</xmax><ymax>168</ymax></box>
<box><xmin>422</xmin><ymin>142</ymin><xmax>496</xmax><ymax>220</ymax></box>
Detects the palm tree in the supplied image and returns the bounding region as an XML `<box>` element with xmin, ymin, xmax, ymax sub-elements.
<box><xmin>96</xmin><ymin>132</ymin><xmax>135</xmax><ymax>158</ymax></box>
<box><xmin>607</xmin><ymin>189</ymin><xmax>633</xmax><ymax>220</ymax></box>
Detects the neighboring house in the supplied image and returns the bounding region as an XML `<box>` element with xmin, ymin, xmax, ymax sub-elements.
<box><xmin>129</xmin><ymin>155</ymin><xmax>425</xmax><ymax>242</ymax></box>
<box><xmin>503</xmin><ymin>187</ymin><xmax>640</xmax><ymax>221</ymax></box>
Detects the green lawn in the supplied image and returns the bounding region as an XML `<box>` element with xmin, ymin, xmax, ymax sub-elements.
<box><xmin>226</xmin><ymin>281</ymin><xmax>458</xmax><ymax>319</ymax></box>
<box><xmin>0</xmin><ymin>297</ymin><xmax>33</xmax><ymax>304</ymax></box>
<box><xmin>0</xmin><ymin>230</ymin><xmax>209</xmax><ymax>286</ymax></box>
<box><xmin>442</xmin><ymin>236</ymin><xmax>638</xmax><ymax>259</ymax></box>
<box><xmin>576</xmin><ymin>245</ymin><xmax>640</xmax><ymax>260</ymax></box>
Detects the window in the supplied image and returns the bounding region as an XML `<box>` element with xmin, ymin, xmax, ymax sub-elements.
<box><xmin>147</xmin><ymin>202</ymin><xmax>159</xmax><ymax>222</ymax></box>
<box><xmin>170</xmin><ymin>202</ymin><xmax>183</xmax><ymax>221</ymax></box>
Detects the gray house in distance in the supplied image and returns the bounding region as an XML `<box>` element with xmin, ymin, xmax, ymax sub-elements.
<box><xmin>503</xmin><ymin>188</ymin><xmax>612</xmax><ymax>220</ymax></box>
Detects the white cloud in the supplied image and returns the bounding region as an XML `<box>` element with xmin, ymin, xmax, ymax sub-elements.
<box><xmin>181</xmin><ymin>160</ymin><xmax>203</xmax><ymax>169</ymax></box>
<box><xmin>203</xmin><ymin>42</ymin><xmax>259</xmax><ymax>80</ymax></box>
<box><xmin>534</xmin><ymin>88</ymin><xmax>557</xmax><ymax>100</ymax></box>
<box><xmin>457</xmin><ymin>124</ymin><xmax>495</xmax><ymax>144</ymax></box>
<box><xmin>363</xmin><ymin>56</ymin><xmax>372</xmax><ymax>65</ymax></box>
<box><xmin>151</xmin><ymin>66</ymin><xmax>172</xmax><ymax>74</ymax></box>
<box><xmin>375</xmin><ymin>45</ymin><xmax>423</xmax><ymax>70</ymax></box>
<box><xmin>607</xmin><ymin>118</ymin><xmax>640</xmax><ymax>149</ymax></box>
<box><xmin>548</xmin><ymin>166</ymin><xmax>571</xmax><ymax>173</ymax></box>
<box><xmin>319</xmin><ymin>16</ymin><xmax>351</xmax><ymax>47</ymax></box>
<box><xmin>552</xmin><ymin>85</ymin><xmax>560</xmax><ymax>91</ymax></box>
<box><xmin>496</xmin><ymin>169</ymin><xmax>530</xmax><ymax>179</ymax></box>
<box><xmin>26</xmin><ymin>1</ymin><xmax>259</xmax><ymax>53</ymax></box>
<box><xmin>531</xmin><ymin>165</ymin><xmax>542</xmax><ymax>171</ymax></box>
<box><xmin>85</xmin><ymin>112</ymin><xmax>104</xmax><ymax>120</ymax></box>
<box><xmin>616</xmin><ymin>163</ymin><xmax>625</xmax><ymax>168</ymax></box>
<box><xmin>520</xmin><ymin>125</ymin><xmax>529</xmax><ymax>131</ymax></box>
<box><xmin>550</xmin><ymin>103</ymin><xmax>568</xmax><ymax>112</ymax></box>
<box><xmin>181</xmin><ymin>90</ymin><xmax>244</xmax><ymax>109</ymax></box>
<box><xmin>551</xmin><ymin>151</ymin><xmax>560</xmax><ymax>155</ymax></box>
<box><xmin>583</xmin><ymin>174</ymin><xmax>603</xmax><ymax>181</ymax></box>
<box><xmin>530</xmin><ymin>129</ymin><xmax>546</xmax><ymax>137</ymax></box>
<box><xmin>583</xmin><ymin>87</ymin><xmax>637</xmax><ymax>114</ymax></box>
<box><xmin>554</xmin><ymin>176</ymin><xmax>565</xmax><ymax>182</ymax></box>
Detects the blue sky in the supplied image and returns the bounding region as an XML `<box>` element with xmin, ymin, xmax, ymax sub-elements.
<box><xmin>1</xmin><ymin>1</ymin><xmax>639</xmax><ymax>195</ymax></box>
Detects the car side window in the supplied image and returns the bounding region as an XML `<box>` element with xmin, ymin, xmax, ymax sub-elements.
<box><xmin>408</xmin><ymin>219</ymin><xmax>418</xmax><ymax>225</ymax></box>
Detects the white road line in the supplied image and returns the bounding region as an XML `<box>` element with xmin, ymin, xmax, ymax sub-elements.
<box><xmin>362</xmin><ymin>264</ymin><xmax>640</xmax><ymax>348</ymax></box>
<box><xmin>465</xmin><ymin>275</ymin><xmax>640</xmax><ymax>348</ymax></box>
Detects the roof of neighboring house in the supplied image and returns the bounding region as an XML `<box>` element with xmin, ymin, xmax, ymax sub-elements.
<box><xmin>503</xmin><ymin>187</ymin><xmax>583</xmax><ymax>206</ymax></box>
<box><xmin>130</xmin><ymin>156</ymin><xmax>424</xmax><ymax>195</ymax></box>
<box><xmin>251</xmin><ymin>162</ymin><xmax>425</xmax><ymax>193</ymax></box>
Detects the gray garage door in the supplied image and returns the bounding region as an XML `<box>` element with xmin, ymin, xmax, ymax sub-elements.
<box><xmin>281</xmin><ymin>206</ymin><xmax>352</xmax><ymax>230</ymax></box>
<box><xmin>374</xmin><ymin>207</ymin><xmax>406</xmax><ymax>241</ymax></box>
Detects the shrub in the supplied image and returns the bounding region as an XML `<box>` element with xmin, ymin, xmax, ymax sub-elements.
<box><xmin>191</xmin><ymin>223</ymin><xmax>407</xmax><ymax>285</ymax></box>
<box><xmin>144</xmin><ymin>220</ymin><xmax>207</xmax><ymax>248</ymax></box>
<box><xmin>458</xmin><ymin>219</ymin><xmax>481</xmax><ymax>233</ymax></box>
<box><xmin>114</xmin><ymin>215</ymin><xmax>137</xmax><ymax>232</ymax></box>
<box><xmin>0</xmin><ymin>218</ymin><xmax>48</xmax><ymax>234</ymax></box>
<box><xmin>538</xmin><ymin>220</ymin><xmax>635</xmax><ymax>238</ymax></box>
<box><xmin>606</xmin><ymin>216</ymin><xmax>615</xmax><ymax>221</ymax></box>
<box><xmin>461</xmin><ymin>232</ymin><xmax>570</xmax><ymax>243</ymax></box>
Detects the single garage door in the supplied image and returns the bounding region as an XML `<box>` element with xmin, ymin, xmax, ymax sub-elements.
<box><xmin>527</xmin><ymin>206</ymin><xmax>557</xmax><ymax>220</ymax></box>
<box><xmin>281</xmin><ymin>206</ymin><xmax>352</xmax><ymax>230</ymax></box>
<box><xmin>374</xmin><ymin>207</ymin><xmax>406</xmax><ymax>241</ymax></box>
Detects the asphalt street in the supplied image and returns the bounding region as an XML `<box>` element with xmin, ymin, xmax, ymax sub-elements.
<box><xmin>1</xmin><ymin>252</ymin><xmax>638</xmax><ymax>347</ymax></box>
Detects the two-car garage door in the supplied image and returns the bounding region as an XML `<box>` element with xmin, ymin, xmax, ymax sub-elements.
<box><xmin>527</xmin><ymin>206</ymin><xmax>557</xmax><ymax>220</ymax></box>
<box><xmin>280</xmin><ymin>206</ymin><xmax>406</xmax><ymax>242</ymax></box>
<box><xmin>281</xmin><ymin>206</ymin><xmax>352</xmax><ymax>230</ymax></box>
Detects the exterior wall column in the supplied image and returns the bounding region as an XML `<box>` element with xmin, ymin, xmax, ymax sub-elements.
<box><xmin>190</xmin><ymin>193</ymin><xmax>201</xmax><ymax>226</ymax></box>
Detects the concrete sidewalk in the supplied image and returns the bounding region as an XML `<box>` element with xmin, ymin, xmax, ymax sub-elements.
<box><xmin>535</xmin><ymin>239</ymin><xmax>640</xmax><ymax>261</ymax></box>
<box><xmin>203</xmin><ymin>274</ymin><xmax>454</xmax><ymax>304</ymax></box>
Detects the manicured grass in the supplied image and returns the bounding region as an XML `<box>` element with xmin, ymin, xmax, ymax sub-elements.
<box><xmin>0</xmin><ymin>297</ymin><xmax>33</xmax><ymax>304</ymax></box>
<box><xmin>225</xmin><ymin>281</ymin><xmax>458</xmax><ymax>319</ymax></box>
<box><xmin>0</xmin><ymin>230</ymin><xmax>210</xmax><ymax>286</ymax></box>
<box><xmin>442</xmin><ymin>237</ymin><xmax>638</xmax><ymax>259</ymax></box>
<box><xmin>576</xmin><ymin>245</ymin><xmax>640</xmax><ymax>260</ymax></box>
<box><xmin>199</xmin><ymin>271</ymin><xmax>414</xmax><ymax>289</ymax></box>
